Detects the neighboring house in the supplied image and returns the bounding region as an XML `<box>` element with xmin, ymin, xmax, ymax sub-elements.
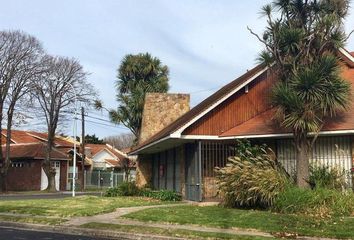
<box><xmin>85</xmin><ymin>143</ymin><xmax>136</xmax><ymax>176</ymax></box>
<box><xmin>0</xmin><ymin>130</ymin><xmax>90</xmax><ymax>191</ymax></box>
<box><xmin>131</xmin><ymin>49</ymin><xmax>354</xmax><ymax>201</ymax></box>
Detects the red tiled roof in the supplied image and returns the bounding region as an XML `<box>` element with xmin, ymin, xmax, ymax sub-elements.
<box><xmin>1</xmin><ymin>129</ymin><xmax>73</xmax><ymax>147</ymax></box>
<box><xmin>86</xmin><ymin>144</ymin><xmax>128</xmax><ymax>160</ymax></box>
<box><xmin>26</xmin><ymin>131</ymin><xmax>73</xmax><ymax>147</ymax></box>
<box><xmin>2</xmin><ymin>143</ymin><xmax>69</xmax><ymax>160</ymax></box>
<box><xmin>2</xmin><ymin>130</ymin><xmax>42</xmax><ymax>144</ymax></box>
<box><xmin>105</xmin><ymin>159</ymin><xmax>120</xmax><ymax>167</ymax></box>
<box><xmin>86</xmin><ymin>144</ymin><xmax>106</xmax><ymax>156</ymax></box>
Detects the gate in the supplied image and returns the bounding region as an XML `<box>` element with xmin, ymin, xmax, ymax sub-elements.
<box><xmin>185</xmin><ymin>142</ymin><xmax>202</xmax><ymax>201</ymax></box>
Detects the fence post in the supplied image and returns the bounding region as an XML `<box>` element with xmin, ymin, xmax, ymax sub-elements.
<box><xmin>98</xmin><ymin>170</ymin><xmax>101</xmax><ymax>188</ymax></box>
<box><xmin>84</xmin><ymin>170</ymin><xmax>86</xmax><ymax>190</ymax></box>
<box><xmin>110</xmin><ymin>171</ymin><xmax>114</xmax><ymax>188</ymax></box>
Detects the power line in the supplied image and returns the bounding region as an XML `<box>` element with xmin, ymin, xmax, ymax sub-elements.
<box><xmin>85</xmin><ymin>114</ymin><xmax>113</xmax><ymax>124</ymax></box>
<box><xmin>85</xmin><ymin>119</ymin><xmax>128</xmax><ymax>130</ymax></box>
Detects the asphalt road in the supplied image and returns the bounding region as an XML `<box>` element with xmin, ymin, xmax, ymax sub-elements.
<box><xmin>0</xmin><ymin>192</ymin><xmax>103</xmax><ymax>201</ymax></box>
<box><xmin>0</xmin><ymin>226</ymin><xmax>113</xmax><ymax>240</ymax></box>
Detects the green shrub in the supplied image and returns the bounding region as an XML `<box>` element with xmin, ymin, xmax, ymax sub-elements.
<box><xmin>141</xmin><ymin>189</ymin><xmax>182</xmax><ymax>201</ymax></box>
<box><xmin>273</xmin><ymin>186</ymin><xmax>354</xmax><ymax>217</ymax></box>
<box><xmin>105</xmin><ymin>182</ymin><xmax>140</xmax><ymax>197</ymax></box>
<box><xmin>216</xmin><ymin>140</ymin><xmax>290</xmax><ymax>208</ymax></box>
<box><xmin>105</xmin><ymin>187</ymin><xmax>121</xmax><ymax>197</ymax></box>
<box><xmin>309</xmin><ymin>165</ymin><xmax>347</xmax><ymax>190</ymax></box>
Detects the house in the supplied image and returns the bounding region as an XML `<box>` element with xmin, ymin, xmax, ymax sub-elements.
<box><xmin>0</xmin><ymin>130</ymin><xmax>90</xmax><ymax>191</ymax></box>
<box><xmin>85</xmin><ymin>143</ymin><xmax>136</xmax><ymax>176</ymax></box>
<box><xmin>130</xmin><ymin>49</ymin><xmax>354</xmax><ymax>201</ymax></box>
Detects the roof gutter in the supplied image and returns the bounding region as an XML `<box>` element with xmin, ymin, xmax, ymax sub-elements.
<box><xmin>339</xmin><ymin>48</ymin><xmax>354</xmax><ymax>63</ymax></box>
<box><xmin>128</xmin><ymin>135</ymin><xmax>171</xmax><ymax>155</ymax></box>
<box><xmin>180</xmin><ymin>130</ymin><xmax>354</xmax><ymax>140</ymax></box>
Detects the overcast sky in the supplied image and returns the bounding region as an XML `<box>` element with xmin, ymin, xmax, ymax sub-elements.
<box><xmin>1</xmin><ymin>0</ymin><xmax>353</xmax><ymax>138</ymax></box>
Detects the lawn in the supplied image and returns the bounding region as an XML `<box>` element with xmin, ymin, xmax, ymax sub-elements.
<box><xmin>124</xmin><ymin>205</ymin><xmax>354</xmax><ymax>239</ymax></box>
<box><xmin>0</xmin><ymin>214</ymin><xmax>64</xmax><ymax>225</ymax></box>
<box><xmin>0</xmin><ymin>196</ymin><xmax>173</xmax><ymax>217</ymax></box>
<box><xmin>82</xmin><ymin>222</ymin><xmax>274</xmax><ymax>240</ymax></box>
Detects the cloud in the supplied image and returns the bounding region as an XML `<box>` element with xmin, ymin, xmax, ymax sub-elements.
<box><xmin>0</xmin><ymin>0</ymin><xmax>353</xmax><ymax>137</ymax></box>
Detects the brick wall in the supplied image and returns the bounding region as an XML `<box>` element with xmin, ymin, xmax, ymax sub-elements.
<box><xmin>7</xmin><ymin>160</ymin><xmax>42</xmax><ymax>191</ymax></box>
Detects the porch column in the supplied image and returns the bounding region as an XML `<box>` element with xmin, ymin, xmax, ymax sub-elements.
<box><xmin>136</xmin><ymin>155</ymin><xmax>152</xmax><ymax>187</ymax></box>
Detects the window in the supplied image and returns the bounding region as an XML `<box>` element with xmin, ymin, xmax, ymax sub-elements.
<box><xmin>11</xmin><ymin>162</ymin><xmax>25</xmax><ymax>168</ymax></box>
<box><xmin>68</xmin><ymin>166</ymin><xmax>78</xmax><ymax>179</ymax></box>
<box><xmin>51</xmin><ymin>161</ymin><xmax>60</xmax><ymax>168</ymax></box>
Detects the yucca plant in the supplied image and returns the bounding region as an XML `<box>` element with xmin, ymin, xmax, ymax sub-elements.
<box><xmin>216</xmin><ymin>140</ymin><xmax>290</xmax><ymax>208</ymax></box>
<box><xmin>250</xmin><ymin>0</ymin><xmax>352</xmax><ymax>188</ymax></box>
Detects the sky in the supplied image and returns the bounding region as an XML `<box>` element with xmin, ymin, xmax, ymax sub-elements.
<box><xmin>0</xmin><ymin>0</ymin><xmax>353</xmax><ymax>138</ymax></box>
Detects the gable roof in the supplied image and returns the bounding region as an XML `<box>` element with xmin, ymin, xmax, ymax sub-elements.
<box><xmin>1</xmin><ymin>129</ymin><xmax>73</xmax><ymax>147</ymax></box>
<box><xmin>86</xmin><ymin>143</ymin><xmax>128</xmax><ymax>161</ymax></box>
<box><xmin>2</xmin><ymin>143</ymin><xmax>69</xmax><ymax>160</ymax></box>
<box><xmin>130</xmin><ymin>64</ymin><xmax>268</xmax><ymax>154</ymax></box>
<box><xmin>130</xmin><ymin>48</ymin><xmax>354</xmax><ymax>154</ymax></box>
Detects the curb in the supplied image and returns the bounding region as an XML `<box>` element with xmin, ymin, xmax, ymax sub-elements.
<box><xmin>0</xmin><ymin>221</ymin><xmax>184</xmax><ymax>240</ymax></box>
<box><xmin>0</xmin><ymin>221</ymin><xmax>343</xmax><ymax>240</ymax></box>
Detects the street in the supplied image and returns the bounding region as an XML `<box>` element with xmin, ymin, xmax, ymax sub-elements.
<box><xmin>0</xmin><ymin>226</ymin><xmax>113</xmax><ymax>240</ymax></box>
<box><xmin>0</xmin><ymin>192</ymin><xmax>102</xmax><ymax>201</ymax></box>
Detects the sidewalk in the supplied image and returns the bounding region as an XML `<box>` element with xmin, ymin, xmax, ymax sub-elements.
<box><xmin>64</xmin><ymin>203</ymin><xmax>273</xmax><ymax>238</ymax></box>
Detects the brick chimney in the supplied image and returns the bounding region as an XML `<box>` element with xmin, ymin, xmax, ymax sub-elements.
<box><xmin>139</xmin><ymin>93</ymin><xmax>190</xmax><ymax>143</ymax></box>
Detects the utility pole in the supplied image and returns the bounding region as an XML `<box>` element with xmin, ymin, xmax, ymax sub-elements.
<box><xmin>81</xmin><ymin>106</ymin><xmax>85</xmax><ymax>191</ymax></box>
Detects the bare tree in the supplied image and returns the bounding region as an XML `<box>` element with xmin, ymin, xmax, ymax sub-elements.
<box><xmin>32</xmin><ymin>55</ymin><xmax>96</xmax><ymax>192</ymax></box>
<box><xmin>0</xmin><ymin>31</ymin><xmax>44</xmax><ymax>191</ymax></box>
<box><xmin>104</xmin><ymin>133</ymin><xmax>135</xmax><ymax>150</ymax></box>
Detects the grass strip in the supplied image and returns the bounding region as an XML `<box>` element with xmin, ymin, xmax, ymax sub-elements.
<box><xmin>0</xmin><ymin>214</ymin><xmax>65</xmax><ymax>225</ymax></box>
<box><xmin>124</xmin><ymin>205</ymin><xmax>354</xmax><ymax>239</ymax></box>
<box><xmin>0</xmin><ymin>196</ymin><xmax>175</xmax><ymax>217</ymax></box>
<box><xmin>82</xmin><ymin>222</ymin><xmax>274</xmax><ymax>240</ymax></box>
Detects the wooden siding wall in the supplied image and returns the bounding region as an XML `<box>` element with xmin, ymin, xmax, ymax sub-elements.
<box><xmin>183</xmin><ymin>70</ymin><xmax>276</xmax><ymax>136</ymax></box>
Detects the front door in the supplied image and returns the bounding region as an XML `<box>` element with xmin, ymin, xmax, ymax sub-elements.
<box><xmin>185</xmin><ymin>142</ymin><xmax>202</xmax><ymax>201</ymax></box>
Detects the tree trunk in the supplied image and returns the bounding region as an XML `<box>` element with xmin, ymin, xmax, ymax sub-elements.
<box><xmin>2</xmin><ymin>112</ymin><xmax>14</xmax><ymax>192</ymax></box>
<box><xmin>295</xmin><ymin>135</ymin><xmax>310</xmax><ymax>188</ymax></box>
<box><xmin>43</xmin><ymin>133</ymin><xmax>57</xmax><ymax>192</ymax></box>
<box><xmin>0</xmin><ymin>108</ymin><xmax>4</xmax><ymax>192</ymax></box>
<box><xmin>0</xmin><ymin>171</ymin><xmax>7</xmax><ymax>193</ymax></box>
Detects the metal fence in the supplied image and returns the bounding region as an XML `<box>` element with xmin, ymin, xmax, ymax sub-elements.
<box><xmin>84</xmin><ymin>170</ymin><xmax>125</xmax><ymax>190</ymax></box>
<box><xmin>277</xmin><ymin>136</ymin><xmax>353</xmax><ymax>188</ymax></box>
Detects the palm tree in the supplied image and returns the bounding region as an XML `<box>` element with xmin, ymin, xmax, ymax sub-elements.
<box><xmin>111</xmin><ymin>53</ymin><xmax>169</xmax><ymax>141</ymax></box>
<box><xmin>250</xmin><ymin>0</ymin><xmax>352</xmax><ymax>187</ymax></box>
